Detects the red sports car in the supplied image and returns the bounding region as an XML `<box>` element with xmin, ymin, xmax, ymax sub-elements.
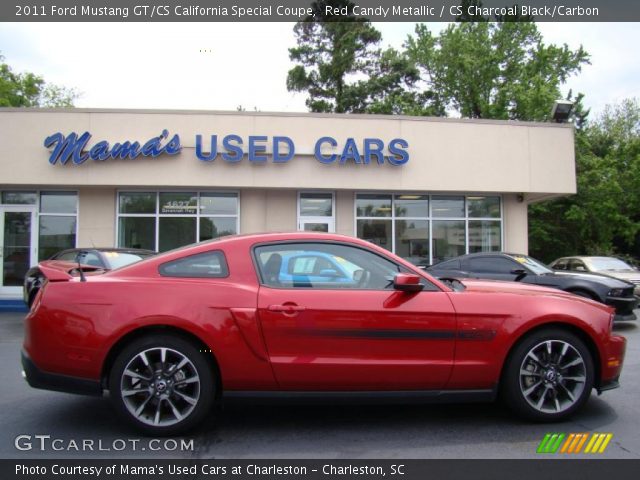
<box><xmin>22</xmin><ymin>233</ymin><xmax>626</xmax><ymax>435</ymax></box>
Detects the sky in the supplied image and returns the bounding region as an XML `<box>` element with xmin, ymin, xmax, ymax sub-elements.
<box><xmin>0</xmin><ymin>21</ymin><xmax>638</xmax><ymax>118</ymax></box>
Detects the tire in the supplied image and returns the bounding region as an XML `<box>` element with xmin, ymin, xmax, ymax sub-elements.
<box><xmin>502</xmin><ymin>328</ymin><xmax>594</xmax><ymax>422</ymax></box>
<box><xmin>109</xmin><ymin>334</ymin><xmax>215</xmax><ymax>435</ymax></box>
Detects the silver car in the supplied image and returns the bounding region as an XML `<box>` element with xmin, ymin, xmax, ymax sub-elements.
<box><xmin>550</xmin><ymin>256</ymin><xmax>640</xmax><ymax>296</ymax></box>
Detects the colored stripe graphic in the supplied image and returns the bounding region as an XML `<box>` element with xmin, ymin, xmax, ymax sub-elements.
<box><xmin>538</xmin><ymin>433</ymin><xmax>613</xmax><ymax>454</ymax></box>
<box><xmin>585</xmin><ymin>433</ymin><xmax>614</xmax><ymax>453</ymax></box>
<box><xmin>537</xmin><ymin>433</ymin><xmax>565</xmax><ymax>453</ymax></box>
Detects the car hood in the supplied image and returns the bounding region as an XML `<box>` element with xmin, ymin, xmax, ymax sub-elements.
<box><xmin>545</xmin><ymin>270</ymin><xmax>634</xmax><ymax>288</ymax></box>
<box><xmin>459</xmin><ymin>278</ymin><xmax>573</xmax><ymax>297</ymax></box>
<box><xmin>596</xmin><ymin>270</ymin><xmax>640</xmax><ymax>283</ymax></box>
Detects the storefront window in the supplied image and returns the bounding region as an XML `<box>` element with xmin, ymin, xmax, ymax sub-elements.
<box><xmin>1</xmin><ymin>191</ymin><xmax>37</xmax><ymax>205</ymax></box>
<box><xmin>40</xmin><ymin>191</ymin><xmax>78</xmax><ymax>214</ymax></box>
<box><xmin>431</xmin><ymin>196</ymin><xmax>465</xmax><ymax>218</ymax></box>
<box><xmin>200</xmin><ymin>217</ymin><xmax>237</xmax><ymax>241</ymax></box>
<box><xmin>38</xmin><ymin>192</ymin><xmax>77</xmax><ymax>260</ymax></box>
<box><xmin>355</xmin><ymin>194</ymin><xmax>502</xmax><ymax>265</ymax></box>
<box><xmin>395</xmin><ymin>220</ymin><xmax>429</xmax><ymax>265</ymax></box>
<box><xmin>118</xmin><ymin>192</ymin><xmax>155</xmax><ymax>214</ymax></box>
<box><xmin>159</xmin><ymin>217</ymin><xmax>197</xmax><ymax>252</ymax></box>
<box><xmin>117</xmin><ymin>191</ymin><xmax>239</xmax><ymax>252</ymax></box>
<box><xmin>357</xmin><ymin>219</ymin><xmax>392</xmax><ymax>249</ymax></box>
<box><xmin>159</xmin><ymin>192</ymin><xmax>198</xmax><ymax>215</ymax></box>
<box><xmin>299</xmin><ymin>193</ymin><xmax>333</xmax><ymax>217</ymax></box>
<box><xmin>356</xmin><ymin>194</ymin><xmax>392</xmax><ymax>217</ymax></box>
<box><xmin>468</xmin><ymin>220</ymin><xmax>502</xmax><ymax>253</ymax></box>
<box><xmin>432</xmin><ymin>220</ymin><xmax>466</xmax><ymax>263</ymax></box>
<box><xmin>118</xmin><ymin>217</ymin><xmax>155</xmax><ymax>251</ymax></box>
<box><xmin>468</xmin><ymin>196</ymin><xmax>501</xmax><ymax>218</ymax></box>
<box><xmin>395</xmin><ymin>195</ymin><xmax>428</xmax><ymax>217</ymax></box>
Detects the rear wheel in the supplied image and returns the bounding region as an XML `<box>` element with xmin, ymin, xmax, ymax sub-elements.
<box><xmin>109</xmin><ymin>334</ymin><xmax>215</xmax><ymax>435</ymax></box>
<box><xmin>502</xmin><ymin>329</ymin><xmax>594</xmax><ymax>422</ymax></box>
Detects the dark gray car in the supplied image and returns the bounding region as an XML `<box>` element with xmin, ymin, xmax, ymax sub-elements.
<box><xmin>427</xmin><ymin>252</ymin><xmax>638</xmax><ymax>321</ymax></box>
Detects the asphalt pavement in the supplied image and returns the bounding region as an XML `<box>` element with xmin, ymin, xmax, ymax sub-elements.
<box><xmin>1</xmin><ymin>311</ymin><xmax>639</xmax><ymax>459</ymax></box>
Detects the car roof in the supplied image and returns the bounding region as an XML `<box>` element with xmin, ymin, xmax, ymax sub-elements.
<box><xmin>56</xmin><ymin>248</ymin><xmax>155</xmax><ymax>254</ymax></box>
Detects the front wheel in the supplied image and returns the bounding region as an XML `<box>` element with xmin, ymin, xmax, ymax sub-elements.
<box><xmin>109</xmin><ymin>334</ymin><xmax>215</xmax><ymax>435</ymax></box>
<box><xmin>502</xmin><ymin>329</ymin><xmax>594</xmax><ymax>422</ymax></box>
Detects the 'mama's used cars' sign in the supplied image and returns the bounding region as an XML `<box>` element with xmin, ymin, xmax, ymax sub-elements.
<box><xmin>44</xmin><ymin>131</ymin><xmax>410</xmax><ymax>166</ymax></box>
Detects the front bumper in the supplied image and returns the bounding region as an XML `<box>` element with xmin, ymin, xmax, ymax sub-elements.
<box><xmin>21</xmin><ymin>350</ymin><xmax>102</xmax><ymax>396</ymax></box>
<box><xmin>597</xmin><ymin>334</ymin><xmax>626</xmax><ymax>393</ymax></box>
<box><xmin>606</xmin><ymin>295</ymin><xmax>639</xmax><ymax>318</ymax></box>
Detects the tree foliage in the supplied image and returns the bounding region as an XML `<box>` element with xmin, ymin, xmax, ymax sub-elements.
<box><xmin>286</xmin><ymin>0</ymin><xmax>442</xmax><ymax>115</ymax></box>
<box><xmin>404</xmin><ymin>19</ymin><xmax>589</xmax><ymax>120</ymax></box>
<box><xmin>529</xmin><ymin>99</ymin><xmax>640</xmax><ymax>261</ymax></box>
<box><xmin>0</xmin><ymin>53</ymin><xmax>78</xmax><ymax>107</ymax></box>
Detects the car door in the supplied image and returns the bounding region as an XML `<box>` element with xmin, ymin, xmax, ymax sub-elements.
<box><xmin>255</xmin><ymin>242</ymin><xmax>457</xmax><ymax>390</ymax></box>
<box><xmin>466</xmin><ymin>256</ymin><xmax>528</xmax><ymax>281</ymax></box>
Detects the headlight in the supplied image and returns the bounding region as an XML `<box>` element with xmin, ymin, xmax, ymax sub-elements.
<box><xmin>608</xmin><ymin>288</ymin><xmax>627</xmax><ymax>297</ymax></box>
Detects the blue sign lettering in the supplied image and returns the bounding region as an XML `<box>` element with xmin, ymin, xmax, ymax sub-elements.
<box><xmin>46</xmin><ymin>132</ymin><xmax>409</xmax><ymax>167</ymax></box>
<box><xmin>45</xmin><ymin>130</ymin><xmax>181</xmax><ymax>165</ymax></box>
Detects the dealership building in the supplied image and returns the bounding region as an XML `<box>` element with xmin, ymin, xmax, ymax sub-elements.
<box><xmin>0</xmin><ymin>108</ymin><xmax>576</xmax><ymax>305</ymax></box>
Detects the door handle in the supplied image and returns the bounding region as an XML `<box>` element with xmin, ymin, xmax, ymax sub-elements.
<box><xmin>268</xmin><ymin>304</ymin><xmax>306</xmax><ymax>313</ymax></box>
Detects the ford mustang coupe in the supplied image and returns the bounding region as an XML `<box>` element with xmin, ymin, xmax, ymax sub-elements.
<box><xmin>22</xmin><ymin>233</ymin><xmax>626</xmax><ymax>435</ymax></box>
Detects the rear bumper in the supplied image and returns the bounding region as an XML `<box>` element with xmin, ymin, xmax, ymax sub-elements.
<box><xmin>21</xmin><ymin>350</ymin><xmax>102</xmax><ymax>396</ymax></box>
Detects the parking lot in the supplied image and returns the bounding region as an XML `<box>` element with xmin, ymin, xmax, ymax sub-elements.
<box><xmin>1</xmin><ymin>311</ymin><xmax>639</xmax><ymax>459</ymax></box>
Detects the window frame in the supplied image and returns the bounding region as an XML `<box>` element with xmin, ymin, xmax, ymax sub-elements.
<box><xmin>116</xmin><ymin>189</ymin><xmax>240</xmax><ymax>252</ymax></box>
<box><xmin>251</xmin><ymin>240</ymin><xmax>440</xmax><ymax>292</ymax></box>
<box><xmin>158</xmin><ymin>250</ymin><xmax>229</xmax><ymax>278</ymax></box>
<box><xmin>354</xmin><ymin>192</ymin><xmax>503</xmax><ymax>265</ymax></box>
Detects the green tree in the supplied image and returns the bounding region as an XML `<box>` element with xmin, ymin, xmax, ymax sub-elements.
<box><xmin>529</xmin><ymin>99</ymin><xmax>640</xmax><ymax>261</ymax></box>
<box><xmin>0</xmin><ymin>53</ymin><xmax>78</xmax><ymax>107</ymax></box>
<box><xmin>287</xmin><ymin>0</ymin><xmax>382</xmax><ymax>113</ymax></box>
<box><xmin>404</xmin><ymin>17</ymin><xmax>589</xmax><ymax>120</ymax></box>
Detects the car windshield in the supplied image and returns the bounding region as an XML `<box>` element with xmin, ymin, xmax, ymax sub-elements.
<box><xmin>104</xmin><ymin>252</ymin><xmax>153</xmax><ymax>270</ymax></box>
<box><xmin>510</xmin><ymin>254</ymin><xmax>553</xmax><ymax>275</ymax></box>
<box><xmin>587</xmin><ymin>257</ymin><xmax>635</xmax><ymax>272</ymax></box>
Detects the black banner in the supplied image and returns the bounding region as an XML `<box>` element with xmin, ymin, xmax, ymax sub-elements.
<box><xmin>4</xmin><ymin>459</ymin><xmax>640</xmax><ymax>480</ymax></box>
<box><xmin>3</xmin><ymin>0</ymin><xmax>640</xmax><ymax>22</ymax></box>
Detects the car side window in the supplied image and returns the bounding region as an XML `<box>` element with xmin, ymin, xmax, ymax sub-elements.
<box><xmin>569</xmin><ymin>259</ymin><xmax>587</xmax><ymax>271</ymax></box>
<box><xmin>79</xmin><ymin>252</ymin><xmax>103</xmax><ymax>267</ymax></box>
<box><xmin>553</xmin><ymin>259</ymin><xmax>568</xmax><ymax>270</ymax></box>
<box><xmin>469</xmin><ymin>257</ymin><xmax>519</xmax><ymax>274</ymax></box>
<box><xmin>255</xmin><ymin>242</ymin><xmax>437</xmax><ymax>291</ymax></box>
<box><xmin>159</xmin><ymin>251</ymin><xmax>229</xmax><ymax>278</ymax></box>
<box><xmin>55</xmin><ymin>251</ymin><xmax>78</xmax><ymax>262</ymax></box>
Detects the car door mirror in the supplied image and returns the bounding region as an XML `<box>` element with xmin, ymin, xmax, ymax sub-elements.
<box><xmin>393</xmin><ymin>273</ymin><xmax>424</xmax><ymax>293</ymax></box>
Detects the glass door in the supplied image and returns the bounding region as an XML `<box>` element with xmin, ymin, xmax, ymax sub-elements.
<box><xmin>0</xmin><ymin>207</ymin><xmax>37</xmax><ymax>296</ymax></box>
<box><xmin>298</xmin><ymin>192</ymin><xmax>335</xmax><ymax>233</ymax></box>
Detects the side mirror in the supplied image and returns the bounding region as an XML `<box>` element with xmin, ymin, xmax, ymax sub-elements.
<box><xmin>393</xmin><ymin>273</ymin><xmax>424</xmax><ymax>293</ymax></box>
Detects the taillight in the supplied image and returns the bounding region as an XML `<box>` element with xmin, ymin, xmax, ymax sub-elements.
<box><xmin>30</xmin><ymin>283</ymin><xmax>45</xmax><ymax>312</ymax></box>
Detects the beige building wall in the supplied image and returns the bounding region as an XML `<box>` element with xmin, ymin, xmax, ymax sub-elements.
<box><xmin>503</xmin><ymin>194</ymin><xmax>529</xmax><ymax>254</ymax></box>
<box><xmin>0</xmin><ymin>109</ymin><xmax>575</xmax><ymax>197</ymax></box>
<box><xmin>77</xmin><ymin>187</ymin><xmax>116</xmax><ymax>247</ymax></box>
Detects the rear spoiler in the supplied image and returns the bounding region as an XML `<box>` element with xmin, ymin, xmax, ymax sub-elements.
<box><xmin>38</xmin><ymin>260</ymin><xmax>104</xmax><ymax>282</ymax></box>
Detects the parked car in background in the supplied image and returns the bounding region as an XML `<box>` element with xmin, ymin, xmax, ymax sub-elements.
<box><xmin>550</xmin><ymin>256</ymin><xmax>640</xmax><ymax>296</ymax></box>
<box><xmin>427</xmin><ymin>252</ymin><xmax>638</xmax><ymax>321</ymax></box>
<box><xmin>23</xmin><ymin>248</ymin><xmax>155</xmax><ymax>307</ymax></box>
<box><xmin>22</xmin><ymin>232</ymin><xmax>626</xmax><ymax>434</ymax></box>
